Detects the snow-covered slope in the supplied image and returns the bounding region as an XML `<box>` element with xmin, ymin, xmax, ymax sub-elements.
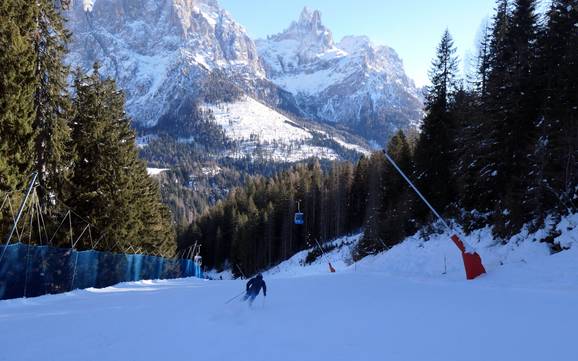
<box><xmin>268</xmin><ymin>214</ymin><xmax>578</xmax><ymax>286</ymax></box>
<box><xmin>2</xmin><ymin>215</ymin><xmax>577</xmax><ymax>361</ymax></box>
<box><xmin>202</xmin><ymin>96</ymin><xmax>370</xmax><ymax>162</ymax></box>
<box><xmin>204</xmin><ymin>97</ymin><xmax>311</xmax><ymax>143</ymax></box>
<box><xmin>257</xmin><ymin>8</ymin><xmax>423</xmax><ymax>143</ymax></box>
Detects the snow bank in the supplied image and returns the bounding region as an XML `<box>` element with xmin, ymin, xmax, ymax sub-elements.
<box><xmin>265</xmin><ymin>234</ymin><xmax>361</xmax><ymax>278</ymax></box>
<box><xmin>266</xmin><ymin>214</ymin><xmax>578</xmax><ymax>291</ymax></box>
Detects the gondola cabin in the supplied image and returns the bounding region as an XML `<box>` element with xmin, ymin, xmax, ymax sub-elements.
<box><xmin>294</xmin><ymin>212</ymin><xmax>304</xmax><ymax>225</ymax></box>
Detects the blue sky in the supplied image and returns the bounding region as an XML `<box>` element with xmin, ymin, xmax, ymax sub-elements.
<box><xmin>220</xmin><ymin>0</ymin><xmax>498</xmax><ymax>87</ymax></box>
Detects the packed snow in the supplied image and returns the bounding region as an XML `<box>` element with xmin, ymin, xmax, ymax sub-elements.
<box><xmin>1</xmin><ymin>214</ymin><xmax>577</xmax><ymax>361</ymax></box>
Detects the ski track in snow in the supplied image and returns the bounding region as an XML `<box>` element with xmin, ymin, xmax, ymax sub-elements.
<box><xmin>1</xmin><ymin>215</ymin><xmax>578</xmax><ymax>361</ymax></box>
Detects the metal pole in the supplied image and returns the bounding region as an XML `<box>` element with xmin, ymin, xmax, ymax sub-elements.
<box><xmin>236</xmin><ymin>264</ymin><xmax>247</xmax><ymax>279</ymax></box>
<box><xmin>382</xmin><ymin>151</ymin><xmax>452</xmax><ymax>232</ymax></box>
<box><xmin>6</xmin><ymin>172</ymin><xmax>38</xmax><ymax>243</ymax></box>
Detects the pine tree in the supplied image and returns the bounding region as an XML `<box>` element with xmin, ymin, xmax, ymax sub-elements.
<box><xmin>348</xmin><ymin>155</ymin><xmax>369</xmax><ymax>231</ymax></box>
<box><xmin>68</xmin><ymin>65</ymin><xmax>174</xmax><ymax>252</ymax></box>
<box><xmin>536</xmin><ymin>0</ymin><xmax>578</xmax><ymax>217</ymax></box>
<box><xmin>357</xmin><ymin>152</ymin><xmax>386</xmax><ymax>257</ymax></box>
<box><xmin>453</xmin><ymin>22</ymin><xmax>496</xmax><ymax>218</ymax></box>
<box><xmin>413</xmin><ymin>30</ymin><xmax>459</xmax><ymax>222</ymax></box>
<box><xmin>380</xmin><ymin>131</ymin><xmax>416</xmax><ymax>247</ymax></box>
<box><xmin>0</xmin><ymin>0</ymin><xmax>37</xmax><ymax>191</ymax></box>
<box><xmin>451</xmin><ymin>85</ymin><xmax>489</xmax><ymax>225</ymax></box>
<box><xmin>470</xmin><ymin>0</ymin><xmax>512</xmax><ymax>216</ymax></box>
<box><xmin>32</xmin><ymin>0</ymin><xmax>73</xmax><ymax>211</ymax></box>
<box><xmin>492</xmin><ymin>0</ymin><xmax>541</xmax><ymax>236</ymax></box>
<box><xmin>474</xmin><ymin>23</ymin><xmax>492</xmax><ymax>98</ymax></box>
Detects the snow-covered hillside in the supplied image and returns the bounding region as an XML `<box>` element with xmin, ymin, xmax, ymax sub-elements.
<box><xmin>202</xmin><ymin>96</ymin><xmax>370</xmax><ymax>162</ymax></box>
<box><xmin>2</xmin><ymin>215</ymin><xmax>577</xmax><ymax>361</ymax></box>
<box><xmin>268</xmin><ymin>214</ymin><xmax>578</xmax><ymax>288</ymax></box>
<box><xmin>204</xmin><ymin>97</ymin><xmax>311</xmax><ymax>143</ymax></box>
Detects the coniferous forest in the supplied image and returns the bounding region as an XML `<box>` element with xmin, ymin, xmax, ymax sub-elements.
<box><xmin>180</xmin><ymin>0</ymin><xmax>577</xmax><ymax>276</ymax></box>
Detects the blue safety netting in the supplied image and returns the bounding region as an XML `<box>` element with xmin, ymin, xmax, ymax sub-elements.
<box><xmin>0</xmin><ymin>243</ymin><xmax>199</xmax><ymax>300</ymax></box>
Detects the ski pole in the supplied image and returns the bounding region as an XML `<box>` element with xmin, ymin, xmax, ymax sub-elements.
<box><xmin>225</xmin><ymin>290</ymin><xmax>245</xmax><ymax>304</ymax></box>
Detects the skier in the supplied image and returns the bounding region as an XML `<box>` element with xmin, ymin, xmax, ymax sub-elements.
<box><xmin>243</xmin><ymin>273</ymin><xmax>266</xmax><ymax>305</ymax></box>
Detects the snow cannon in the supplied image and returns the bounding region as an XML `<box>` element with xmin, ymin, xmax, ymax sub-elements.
<box><xmin>450</xmin><ymin>235</ymin><xmax>486</xmax><ymax>280</ymax></box>
<box><xmin>382</xmin><ymin>150</ymin><xmax>486</xmax><ymax>280</ymax></box>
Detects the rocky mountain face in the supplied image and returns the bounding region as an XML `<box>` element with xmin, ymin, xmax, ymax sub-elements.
<box><xmin>66</xmin><ymin>0</ymin><xmax>422</xmax><ymax>150</ymax></box>
<box><xmin>67</xmin><ymin>0</ymin><xmax>274</xmax><ymax>127</ymax></box>
<box><xmin>257</xmin><ymin>8</ymin><xmax>423</xmax><ymax>145</ymax></box>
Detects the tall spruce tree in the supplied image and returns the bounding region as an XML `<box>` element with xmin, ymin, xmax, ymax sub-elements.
<box><xmin>452</xmin><ymin>24</ymin><xmax>493</xmax><ymax>219</ymax></box>
<box><xmin>474</xmin><ymin>23</ymin><xmax>492</xmax><ymax>98</ymax></box>
<box><xmin>502</xmin><ymin>0</ymin><xmax>541</xmax><ymax>232</ymax></box>
<box><xmin>536</xmin><ymin>0</ymin><xmax>578</xmax><ymax>217</ymax></box>
<box><xmin>413</xmin><ymin>30</ymin><xmax>459</xmax><ymax>222</ymax></box>
<box><xmin>470</xmin><ymin>0</ymin><xmax>512</xmax><ymax>215</ymax></box>
<box><xmin>486</xmin><ymin>0</ymin><xmax>541</xmax><ymax>236</ymax></box>
<box><xmin>451</xmin><ymin>85</ymin><xmax>486</xmax><ymax>221</ymax></box>
<box><xmin>68</xmin><ymin>65</ymin><xmax>174</xmax><ymax>252</ymax></box>
<box><xmin>379</xmin><ymin>131</ymin><xmax>415</xmax><ymax>247</ymax></box>
<box><xmin>0</xmin><ymin>0</ymin><xmax>37</xmax><ymax>191</ymax></box>
<box><xmin>32</xmin><ymin>0</ymin><xmax>73</xmax><ymax>211</ymax></box>
<box><xmin>357</xmin><ymin>152</ymin><xmax>386</xmax><ymax>257</ymax></box>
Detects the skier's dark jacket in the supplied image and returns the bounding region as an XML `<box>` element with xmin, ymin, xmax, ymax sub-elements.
<box><xmin>246</xmin><ymin>274</ymin><xmax>266</xmax><ymax>297</ymax></box>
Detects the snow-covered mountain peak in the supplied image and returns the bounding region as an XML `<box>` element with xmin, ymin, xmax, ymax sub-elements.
<box><xmin>338</xmin><ymin>35</ymin><xmax>374</xmax><ymax>54</ymax></box>
<box><xmin>273</xmin><ymin>6</ymin><xmax>331</xmax><ymax>40</ymax></box>
<box><xmin>257</xmin><ymin>10</ymin><xmax>423</xmax><ymax>144</ymax></box>
<box><xmin>296</xmin><ymin>7</ymin><xmax>325</xmax><ymax>34</ymax></box>
<box><xmin>67</xmin><ymin>0</ymin><xmax>266</xmax><ymax>127</ymax></box>
<box><xmin>298</xmin><ymin>7</ymin><xmax>316</xmax><ymax>22</ymax></box>
<box><xmin>257</xmin><ymin>7</ymin><xmax>338</xmax><ymax>73</ymax></box>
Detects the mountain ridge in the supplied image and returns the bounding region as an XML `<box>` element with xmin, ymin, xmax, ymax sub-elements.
<box><xmin>66</xmin><ymin>0</ymin><xmax>422</xmax><ymax>155</ymax></box>
<box><xmin>256</xmin><ymin>7</ymin><xmax>423</xmax><ymax>144</ymax></box>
